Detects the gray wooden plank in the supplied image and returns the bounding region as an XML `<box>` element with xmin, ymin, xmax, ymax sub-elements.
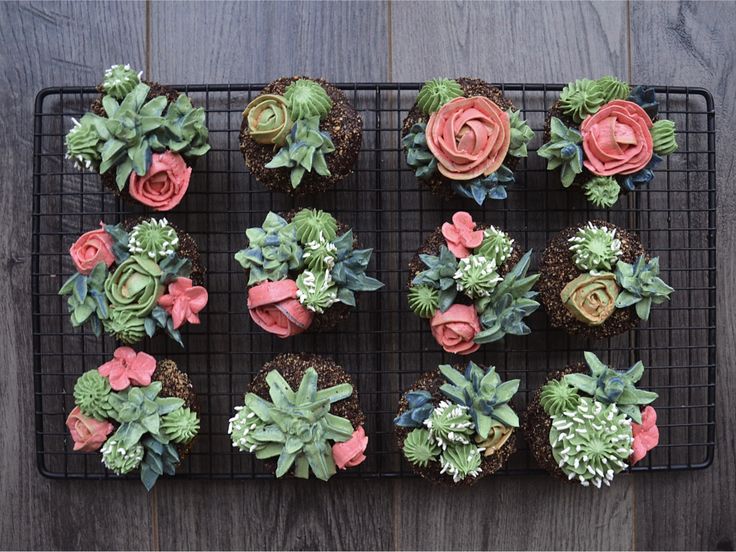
<box><xmin>631</xmin><ymin>1</ymin><xmax>736</xmax><ymax>549</ymax></box>
<box><xmin>0</xmin><ymin>1</ymin><xmax>153</xmax><ymax>549</ymax></box>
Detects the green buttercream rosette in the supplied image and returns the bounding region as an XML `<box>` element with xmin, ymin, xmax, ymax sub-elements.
<box><xmin>128</xmin><ymin>218</ymin><xmax>179</xmax><ymax>261</ymax></box>
<box><xmin>416</xmin><ymin>78</ymin><xmax>463</xmax><ymax>114</ymax></box>
<box><xmin>73</xmin><ymin>370</ymin><xmax>114</xmax><ymax>420</ymax></box>
<box><xmin>104</xmin><ymin>255</ymin><xmax>164</xmax><ymax>318</ymax></box>
<box><xmin>559</xmin><ymin>79</ymin><xmax>605</xmax><ymax>123</ymax></box>
<box><xmin>283</xmin><ymin>79</ymin><xmax>333</xmax><ymax>120</ymax></box>
<box><xmin>103</xmin><ymin>309</ymin><xmax>147</xmax><ymax>344</ymax></box>
<box><xmin>651</xmin><ymin>119</ymin><xmax>678</xmax><ymax>155</ymax></box>
<box><xmin>161</xmin><ymin>407</ymin><xmax>200</xmax><ymax>443</ymax></box>
<box><xmin>403</xmin><ymin>428</ymin><xmax>441</xmax><ymax>468</ymax></box>
<box><xmin>591</xmin><ymin>76</ymin><xmax>630</xmax><ymax>103</ymax></box>
<box><xmin>539</xmin><ymin>379</ymin><xmax>580</xmax><ymax>416</ymax></box>
<box><xmin>292</xmin><ymin>208</ymin><xmax>338</xmax><ymax>244</ymax></box>
<box><xmin>407</xmin><ymin>285</ymin><xmax>439</xmax><ymax>319</ymax></box>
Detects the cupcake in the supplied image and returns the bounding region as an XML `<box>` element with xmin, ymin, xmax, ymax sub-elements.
<box><xmin>522</xmin><ymin>352</ymin><xmax>660</xmax><ymax>488</ymax></box>
<box><xmin>394</xmin><ymin>361</ymin><xmax>520</xmax><ymax>485</ymax></box>
<box><xmin>539</xmin><ymin>76</ymin><xmax>678</xmax><ymax>208</ymax></box>
<box><xmin>408</xmin><ymin>211</ymin><xmax>539</xmax><ymax>354</ymax></box>
<box><xmin>58</xmin><ymin>217</ymin><xmax>208</xmax><ymax>345</ymax></box>
<box><xmin>64</xmin><ymin>64</ymin><xmax>210</xmax><ymax>210</ymax></box>
<box><xmin>538</xmin><ymin>220</ymin><xmax>673</xmax><ymax>338</ymax></box>
<box><xmin>228</xmin><ymin>353</ymin><xmax>367</xmax><ymax>481</ymax></box>
<box><xmin>234</xmin><ymin>208</ymin><xmax>382</xmax><ymax>337</ymax></box>
<box><xmin>239</xmin><ymin>76</ymin><xmax>363</xmax><ymax>195</ymax></box>
<box><xmin>65</xmin><ymin>349</ymin><xmax>200</xmax><ymax>490</ymax></box>
<box><xmin>401</xmin><ymin>78</ymin><xmax>534</xmax><ymax>205</ymax></box>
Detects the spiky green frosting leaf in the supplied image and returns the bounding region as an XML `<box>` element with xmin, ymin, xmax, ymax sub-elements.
<box><xmin>128</xmin><ymin>218</ymin><xmax>179</xmax><ymax>261</ymax></box>
<box><xmin>538</xmin><ymin>117</ymin><xmax>583</xmax><ymax>187</ymax></box>
<box><xmin>584</xmin><ymin>177</ymin><xmax>621</xmax><ymax>208</ymax></box>
<box><xmin>614</xmin><ymin>255</ymin><xmax>674</xmax><ymax>321</ymax></box>
<box><xmin>591</xmin><ymin>76</ymin><xmax>630</xmax><ymax>103</ymax></box>
<box><xmin>292</xmin><ymin>208</ymin><xmax>338</xmax><ymax>244</ymax></box>
<box><xmin>296</xmin><ymin>270</ymin><xmax>338</xmax><ymax>313</ymax></box>
<box><xmin>568</xmin><ymin>223</ymin><xmax>623</xmax><ymax>271</ymax></box>
<box><xmin>403</xmin><ymin>428</ymin><xmax>441</xmax><ymax>468</ymax></box>
<box><xmin>651</xmin><ymin>119</ymin><xmax>678</xmax><ymax>155</ymax></box>
<box><xmin>65</xmin><ymin>113</ymin><xmax>105</xmax><ymax>170</ymax></box>
<box><xmin>101</xmin><ymin>436</ymin><xmax>145</xmax><ymax>475</ymax></box>
<box><xmin>507</xmin><ymin>109</ymin><xmax>534</xmax><ymax>157</ymax></box>
<box><xmin>140</xmin><ymin>436</ymin><xmax>180</xmax><ymax>490</ymax></box>
<box><xmin>58</xmin><ymin>262</ymin><xmax>109</xmax><ymax>335</ymax></box>
<box><xmin>559</xmin><ymin>79</ymin><xmax>605</xmax><ymax>123</ymax></box>
<box><xmin>539</xmin><ymin>379</ymin><xmax>580</xmax><ymax>416</ymax></box>
<box><xmin>302</xmin><ymin>236</ymin><xmax>338</xmax><ymax>271</ymax></box>
<box><xmin>229</xmin><ymin>403</ymin><xmax>268</xmax><ymax>453</ymax></box>
<box><xmin>73</xmin><ymin>370</ymin><xmax>113</xmax><ymax>420</ymax></box>
<box><xmin>159</xmin><ymin>94</ymin><xmax>211</xmax><ymax>158</ymax></box>
<box><xmin>416</xmin><ymin>78</ymin><xmax>464</xmax><ymax>114</ymax></box>
<box><xmin>407</xmin><ymin>285</ymin><xmax>439</xmax><ymax>318</ymax></box>
<box><xmin>476</xmin><ymin>227</ymin><xmax>514</xmax><ymax>266</ymax></box>
<box><xmin>550</xmin><ymin>398</ymin><xmax>632</xmax><ymax>488</ymax></box>
<box><xmin>161</xmin><ymin>407</ymin><xmax>200</xmax><ymax>443</ymax></box>
<box><xmin>454</xmin><ymin>255</ymin><xmax>502</xmax><ymax>299</ymax></box>
<box><xmin>102</xmin><ymin>64</ymin><xmax>142</xmax><ymax>100</ymax></box>
<box><xmin>283</xmin><ymin>79</ymin><xmax>333</xmax><ymax>120</ymax></box>
<box><xmin>401</xmin><ymin>122</ymin><xmax>437</xmax><ymax>180</ymax></box>
<box><xmin>411</xmin><ymin>246</ymin><xmax>458</xmax><ymax>313</ymax></box>
<box><xmin>439</xmin><ymin>443</ymin><xmax>483</xmax><ymax>483</ymax></box>
<box><xmin>424</xmin><ymin>400</ymin><xmax>475</xmax><ymax>449</ymax></box>
<box><xmin>103</xmin><ymin>309</ymin><xmax>146</xmax><ymax>344</ymax></box>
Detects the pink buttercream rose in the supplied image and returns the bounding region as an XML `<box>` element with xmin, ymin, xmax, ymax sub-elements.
<box><xmin>580</xmin><ymin>99</ymin><xmax>654</xmax><ymax>176</ymax></box>
<box><xmin>69</xmin><ymin>223</ymin><xmax>116</xmax><ymax>275</ymax></box>
<box><xmin>630</xmin><ymin>406</ymin><xmax>660</xmax><ymax>465</ymax></box>
<box><xmin>129</xmin><ymin>150</ymin><xmax>192</xmax><ymax>211</ymax></box>
<box><xmin>441</xmin><ymin>212</ymin><xmax>484</xmax><ymax>258</ymax></box>
<box><xmin>98</xmin><ymin>346</ymin><xmax>156</xmax><ymax>391</ymax></box>
<box><xmin>65</xmin><ymin>406</ymin><xmax>114</xmax><ymax>452</ymax></box>
<box><xmin>430</xmin><ymin>304</ymin><xmax>481</xmax><ymax>355</ymax></box>
<box><xmin>332</xmin><ymin>426</ymin><xmax>368</xmax><ymax>469</ymax></box>
<box><xmin>158</xmin><ymin>277</ymin><xmax>208</xmax><ymax>329</ymax></box>
<box><xmin>426</xmin><ymin>96</ymin><xmax>511</xmax><ymax>180</ymax></box>
<box><xmin>247</xmin><ymin>280</ymin><xmax>314</xmax><ymax>338</ymax></box>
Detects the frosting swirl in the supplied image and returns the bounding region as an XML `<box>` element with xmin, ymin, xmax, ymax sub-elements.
<box><xmin>283</xmin><ymin>79</ymin><xmax>332</xmax><ymax>120</ymax></box>
<box><xmin>247</xmin><ymin>279</ymin><xmax>314</xmax><ymax>338</ymax></box>
<box><xmin>128</xmin><ymin>151</ymin><xmax>192</xmax><ymax>211</ymax></box>
<box><xmin>243</xmin><ymin>94</ymin><xmax>293</xmax><ymax>146</ymax></box>
<box><xmin>416</xmin><ymin>78</ymin><xmax>464</xmax><ymax>114</ymax></box>
<box><xmin>650</xmin><ymin>119</ymin><xmax>678</xmax><ymax>155</ymax></box>
<box><xmin>561</xmin><ymin>272</ymin><xmax>620</xmax><ymax>326</ymax></box>
<box><xmin>104</xmin><ymin>255</ymin><xmax>164</xmax><ymax>318</ymax></box>
<box><xmin>66</xmin><ymin>406</ymin><xmax>114</xmax><ymax>452</ymax></box>
<box><xmin>69</xmin><ymin>224</ymin><xmax>116</xmax><ymax>275</ymax></box>
<box><xmin>429</xmin><ymin>304</ymin><xmax>481</xmax><ymax>355</ymax></box>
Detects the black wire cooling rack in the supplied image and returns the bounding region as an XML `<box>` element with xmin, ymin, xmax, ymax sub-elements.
<box><xmin>32</xmin><ymin>83</ymin><xmax>716</xmax><ymax>480</ymax></box>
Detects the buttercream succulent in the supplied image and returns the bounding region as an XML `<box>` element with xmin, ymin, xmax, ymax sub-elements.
<box><xmin>474</xmin><ymin>251</ymin><xmax>540</xmax><ymax>344</ymax></box>
<box><xmin>453</xmin><ymin>255</ymin><xmax>501</xmax><ymax>299</ymax></box>
<box><xmin>101</xmin><ymin>436</ymin><xmax>145</xmax><ymax>475</ymax></box>
<box><xmin>550</xmin><ymin>398</ymin><xmax>632</xmax><ymax>488</ymax></box>
<box><xmin>229</xmin><ymin>403</ymin><xmax>268</xmax><ymax>453</ymax></box>
<box><xmin>402</xmin><ymin>122</ymin><xmax>437</xmax><ymax>180</ymax></box>
<box><xmin>393</xmin><ymin>390</ymin><xmax>434</xmax><ymax>428</ymax></box>
<box><xmin>73</xmin><ymin>370</ymin><xmax>113</xmax><ymax>420</ymax></box>
<box><xmin>103</xmin><ymin>309</ymin><xmax>146</xmax><ymax>344</ymax></box>
<box><xmin>128</xmin><ymin>218</ymin><xmax>179</xmax><ymax>261</ymax></box>
<box><xmin>234</xmin><ymin>212</ymin><xmax>303</xmax><ymax>285</ymax></box>
<box><xmin>439</xmin><ymin>362</ymin><xmax>520</xmax><ymax>439</ymax></box>
<box><xmin>439</xmin><ymin>443</ymin><xmax>483</xmax><ymax>483</ymax></box>
<box><xmin>584</xmin><ymin>177</ymin><xmax>621</xmax><ymax>208</ymax></box>
<box><xmin>65</xmin><ymin>113</ymin><xmax>104</xmax><ymax>170</ymax></box>
<box><xmin>283</xmin><ymin>79</ymin><xmax>333</xmax><ymax>120</ymax></box>
<box><xmin>407</xmin><ymin>285</ymin><xmax>440</xmax><ymax>318</ymax></box>
<box><xmin>234</xmin><ymin>368</ymin><xmax>355</xmax><ymax>481</ymax></box>
<box><xmin>539</xmin><ymin>379</ymin><xmax>580</xmax><ymax>416</ymax></box>
<box><xmin>292</xmin><ymin>208</ymin><xmax>338</xmax><ymax>244</ymax></box>
<box><xmin>568</xmin><ymin>223</ymin><xmax>622</xmax><ymax>271</ymax></box>
<box><xmin>560</xmin><ymin>272</ymin><xmax>620</xmax><ymax>326</ymax></box>
<box><xmin>411</xmin><ymin>246</ymin><xmax>459</xmax><ymax>312</ymax></box>
<box><xmin>564</xmin><ymin>352</ymin><xmax>658</xmax><ymax>424</ymax></box>
<box><xmin>416</xmin><ymin>78</ymin><xmax>464</xmax><ymax>114</ymax></box>
<box><xmin>161</xmin><ymin>407</ymin><xmax>200</xmax><ymax>443</ymax></box>
<box><xmin>559</xmin><ymin>78</ymin><xmax>605</xmax><ymax>123</ymax></box>
<box><xmin>140</xmin><ymin>436</ymin><xmax>179</xmax><ymax>491</ymax></box>
<box><xmin>538</xmin><ymin>118</ymin><xmax>583</xmax><ymax>187</ymax></box>
<box><xmin>452</xmin><ymin>164</ymin><xmax>514</xmax><ymax>206</ymax></box>
<box><xmin>591</xmin><ymin>76</ymin><xmax>630</xmax><ymax>103</ymax></box>
<box><xmin>159</xmin><ymin>94</ymin><xmax>211</xmax><ymax>158</ymax></box>
<box><xmin>105</xmin><ymin>255</ymin><xmax>164</xmax><ymax>318</ymax></box>
<box><xmin>614</xmin><ymin>255</ymin><xmax>674</xmax><ymax>320</ymax></box>
<box><xmin>627</xmin><ymin>85</ymin><xmax>659</xmax><ymax>118</ymax></box>
<box><xmin>507</xmin><ymin>109</ymin><xmax>534</xmax><ymax>157</ymax></box>
<box><xmin>621</xmin><ymin>154</ymin><xmax>661</xmax><ymax>192</ymax></box>
<box><xmin>477</xmin><ymin>226</ymin><xmax>513</xmax><ymax>266</ymax></box>
<box><xmin>265</xmin><ymin>116</ymin><xmax>335</xmax><ymax>188</ymax></box>
<box><xmin>330</xmin><ymin>230</ymin><xmax>383</xmax><ymax>306</ymax></box>
<box><xmin>475</xmin><ymin>423</ymin><xmax>514</xmax><ymax>457</ymax></box>
<box><xmin>243</xmin><ymin>94</ymin><xmax>293</xmax><ymax>146</ymax></box>
<box><xmin>302</xmin><ymin>236</ymin><xmax>338</xmax><ymax>271</ymax></box>
<box><xmin>58</xmin><ymin>261</ymin><xmax>109</xmax><ymax>336</ymax></box>
<box><xmin>296</xmin><ymin>270</ymin><xmax>338</xmax><ymax>313</ymax></box>
<box><xmin>402</xmin><ymin>428</ymin><xmax>441</xmax><ymax>468</ymax></box>
<box><xmin>651</xmin><ymin>119</ymin><xmax>678</xmax><ymax>155</ymax></box>
<box><xmin>102</xmin><ymin>64</ymin><xmax>142</xmax><ymax>100</ymax></box>
<box><xmin>424</xmin><ymin>401</ymin><xmax>474</xmax><ymax>449</ymax></box>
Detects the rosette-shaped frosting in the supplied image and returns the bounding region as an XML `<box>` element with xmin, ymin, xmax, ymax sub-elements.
<box><xmin>98</xmin><ymin>346</ymin><xmax>156</xmax><ymax>391</ymax></box>
<box><xmin>403</xmin><ymin>429</ymin><xmax>440</xmax><ymax>468</ymax></box>
<box><xmin>559</xmin><ymin>79</ymin><xmax>605</xmax><ymax>123</ymax></box>
<box><xmin>408</xmin><ymin>285</ymin><xmax>439</xmax><ymax>319</ymax></box>
<box><xmin>584</xmin><ymin>177</ymin><xmax>621</xmax><ymax>208</ymax></box>
<box><xmin>650</xmin><ymin>119</ymin><xmax>678</xmax><ymax>155</ymax></box>
<box><xmin>332</xmin><ymin>426</ymin><xmax>368</xmax><ymax>469</ymax></box>
<box><xmin>283</xmin><ymin>79</ymin><xmax>332</xmax><ymax>120</ymax></box>
<box><xmin>243</xmin><ymin>94</ymin><xmax>293</xmax><ymax>146</ymax></box>
<box><xmin>630</xmin><ymin>406</ymin><xmax>659</xmax><ymax>464</ymax></box>
<box><xmin>475</xmin><ymin>424</ymin><xmax>514</xmax><ymax>457</ymax></box>
<box><xmin>429</xmin><ymin>304</ymin><xmax>481</xmax><ymax>355</ymax></box>
<box><xmin>426</xmin><ymin>96</ymin><xmax>511</xmax><ymax>180</ymax></box>
<box><xmin>580</xmin><ymin>100</ymin><xmax>654</xmax><ymax>176</ymax></box>
<box><xmin>539</xmin><ymin>379</ymin><xmax>580</xmax><ymax>416</ymax></box>
<box><xmin>247</xmin><ymin>279</ymin><xmax>314</xmax><ymax>338</ymax></box>
<box><xmin>105</xmin><ymin>255</ymin><xmax>164</xmax><ymax>318</ymax></box>
<box><xmin>425</xmin><ymin>401</ymin><xmax>474</xmax><ymax>449</ymax></box>
<box><xmin>292</xmin><ymin>208</ymin><xmax>338</xmax><ymax>243</ymax></box>
<box><xmin>161</xmin><ymin>407</ymin><xmax>200</xmax><ymax>443</ymax></box>
<box><xmin>73</xmin><ymin>370</ymin><xmax>113</xmax><ymax>420</ymax></box>
<box><xmin>441</xmin><ymin>211</ymin><xmax>484</xmax><ymax>258</ymax></box>
<box><xmin>157</xmin><ymin>277</ymin><xmax>208</xmax><ymax>329</ymax></box>
<box><xmin>103</xmin><ymin>309</ymin><xmax>146</xmax><ymax>344</ymax></box>
<box><xmin>101</xmin><ymin>437</ymin><xmax>145</xmax><ymax>475</ymax></box>
<box><xmin>129</xmin><ymin>151</ymin><xmax>192</xmax><ymax>211</ymax></box>
<box><xmin>561</xmin><ymin>272</ymin><xmax>620</xmax><ymax>326</ymax></box>
<box><xmin>416</xmin><ymin>78</ymin><xmax>464</xmax><ymax>114</ymax></box>
<box><xmin>102</xmin><ymin>64</ymin><xmax>142</xmax><ymax>100</ymax></box>
<box><xmin>568</xmin><ymin>223</ymin><xmax>622</xmax><ymax>271</ymax></box>
<box><xmin>69</xmin><ymin>224</ymin><xmax>116</xmax><ymax>274</ymax></box>
<box><xmin>453</xmin><ymin>255</ymin><xmax>502</xmax><ymax>299</ymax></box>
<box><xmin>65</xmin><ymin>406</ymin><xmax>114</xmax><ymax>452</ymax></box>
<box><xmin>592</xmin><ymin>76</ymin><xmax>630</xmax><ymax>104</ymax></box>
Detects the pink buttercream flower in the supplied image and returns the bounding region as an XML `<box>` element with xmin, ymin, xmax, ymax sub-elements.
<box><xmin>332</xmin><ymin>426</ymin><xmax>368</xmax><ymax>469</ymax></box>
<box><xmin>430</xmin><ymin>304</ymin><xmax>481</xmax><ymax>355</ymax></box>
<box><xmin>69</xmin><ymin>223</ymin><xmax>116</xmax><ymax>275</ymax></box>
<box><xmin>425</xmin><ymin>96</ymin><xmax>511</xmax><ymax>180</ymax></box>
<box><xmin>441</xmin><ymin>212</ymin><xmax>484</xmax><ymax>258</ymax></box>
<box><xmin>129</xmin><ymin>150</ymin><xmax>192</xmax><ymax>211</ymax></box>
<box><xmin>247</xmin><ymin>280</ymin><xmax>314</xmax><ymax>338</ymax></box>
<box><xmin>158</xmin><ymin>277</ymin><xmax>208</xmax><ymax>329</ymax></box>
<box><xmin>66</xmin><ymin>406</ymin><xmax>114</xmax><ymax>452</ymax></box>
<box><xmin>580</xmin><ymin>99</ymin><xmax>654</xmax><ymax>176</ymax></box>
<box><xmin>630</xmin><ymin>406</ymin><xmax>659</xmax><ymax>465</ymax></box>
<box><xmin>98</xmin><ymin>346</ymin><xmax>156</xmax><ymax>391</ymax></box>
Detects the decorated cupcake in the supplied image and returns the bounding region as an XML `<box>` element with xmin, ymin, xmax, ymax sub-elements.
<box><xmin>65</xmin><ymin>349</ymin><xmax>200</xmax><ymax>490</ymax></box>
<box><xmin>401</xmin><ymin>78</ymin><xmax>534</xmax><ymax>205</ymax></box>
<box><xmin>539</xmin><ymin>76</ymin><xmax>678</xmax><ymax>207</ymax></box>
<box><xmin>522</xmin><ymin>352</ymin><xmax>659</xmax><ymax>488</ymax></box>
<box><xmin>408</xmin><ymin>212</ymin><xmax>539</xmax><ymax>354</ymax></box>
<box><xmin>64</xmin><ymin>64</ymin><xmax>210</xmax><ymax>210</ymax></box>
<box><xmin>538</xmin><ymin>220</ymin><xmax>673</xmax><ymax>338</ymax></box>
<box><xmin>239</xmin><ymin>76</ymin><xmax>363</xmax><ymax>195</ymax></box>
<box><xmin>58</xmin><ymin>217</ymin><xmax>208</xmax><ymax>345</ymax></box>
<box><xmin>228</xmin><ymin>353</ymin><xmax>367</xmax><ymax>481</ymax></box>
<box><xmin>394</xmin><ymin>361</ymin><xmax>520</xmax><ymax>485</ymax></box>
<box><xmin>234</xmin><ymin>209</ymin><xmax>382</xmax><ymax>337</ymax></box>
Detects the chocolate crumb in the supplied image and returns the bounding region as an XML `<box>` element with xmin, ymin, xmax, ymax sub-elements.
<box><xmin>152</xmin><ymin>359</ymin><xmax>199</xmax><ymax>460</ymax></box>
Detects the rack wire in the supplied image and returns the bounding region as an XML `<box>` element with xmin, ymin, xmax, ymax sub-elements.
<box><xmin>32</xmin><ymin>83</ymin><xmax>716</xmax><ymax>480</ymax></box>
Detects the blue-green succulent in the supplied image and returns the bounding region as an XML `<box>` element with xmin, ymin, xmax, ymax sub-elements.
<box><xmin>58</xmin><ymin>262</ymin><xmax>110</xmax><ymax>337</ymax></box>
<box><xmin>411</xmin><ymin>245</ymin><xmax>459</xmax><ymax>312</ymax></box>
<box><xmin>452</xmin><ymin>165</ymin><xmax>514</xmax><ymax>206</ymax></box>
<box><xmin>330</xmin><ymin>230</ymin><xmax>383</xmax><ymax>307</ymax></box>
<box><xmin>402</xmin><ymin>122</ymin><xmax>437</xmax><ymax>180</ymax></box>
<box><xmin>394</xmin><ymin>390</ymin><xmax>434</xmax><ymax>428</ymax></box>
<box><xmin>614</xmin><ymin>255</ymin><xmax>674</xmax><ymax>320</ymax></box>
<box><xmin>538</xmin><ymin>117</ymin><xmax>583</xmax><ymax>188</ymax></box>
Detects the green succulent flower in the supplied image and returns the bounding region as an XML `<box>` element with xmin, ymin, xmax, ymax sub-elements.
<box><xmin>292</xmin><ymin>208</ymin><xmax>338</xmax><ymax>244</ymax></box>
<box><xmin>507</xmin><ymin>109</ymin><xmax>534</xmax><ymax>157</ymax></box>
<box><xmin>651</xmin><ymin>119</ymin><xmax>678</xmax><ymax>155</ymax></box>
<box><xmin>476</xmin><ymin>226</ymin><xmax>514</xmax><ymax>266</ymax></box>
<box><xmin>102</xmin><ymin>64</ymin><xmax>142</xmax><ymax>100</ymax></box>
<box><xmin>58</xmin><ymin>262</ymin><xmax>110</xmax><ymax>336</ymax></box>
<box><xmin>161</xmin><ymin>407</ymin><xmax>200</xmax><ymax>444</ymax></box>
<box><xmin>283</xmin><ymin>79</ymin><xmax>333</xmax><ymax>120</ymax></box>
<box><xmin>424</xmin><ymin>401</ymin><xmax>475</xmax><ymax>450</ymax></box>
<box><xmin>439</xmin><ymin>443</ymin><xmax>483</xmax><ymax>483</ymax></box>
<box><xmin>229</xmin><ymin>403</ymin><xmax>268</xmax><ymax>453</ymax></box>
<box><xmin>559</xmin><ymin>78</ymin><xmax>605</xmax><ymax>123</ymax></box>
<box><xmin>65</xmin><ymin>113</ymin><xmax>105</xmax><ymax>171</ymax></box>
<box><xmin>407</xmin><ymin>285</ymin><xmax>439</xmax><ymax>318</ymax></box>
<box><xmin>411</xmin><ymin>246</ymin><xmax>459</xmax><ymax>312</ymax></box>
<box><xmin>159</xmin><ymin>93</ymin><xmax>211</xmax><ymax>158</ymax></box>
<box><xmin>568</xmin><ymin>222</ymin><xmax>623</xmax><ymax>271</ymax></box>
<box><xmin>73</xmin><ymin>370</ymin><xmax>113</xmax><ymax>420</ymax></box>
<box><xmin>302</xmin><ymin>236</ymin><xmax>338</xmax><ymax>271</ymax></box>
<box><xmin>296</xmin><ymin>270</ymin><xmax>339</xmax><ymax>313</ymax></box>
<box><xmin>538</xmin><ymin>117</ymin><xmax>583</xmax><ymax>188</ymax></box>
<box><xmin>401</xmin><ymin>122</ymin><xmax>437</xmax><ymax>180</ymax></box>
<box><xmin>140</xmin><ymin>436</ymin><xmax>180</xmax><ymax>491</ymax></box>
<box><xmin>539</xmin><ymin>379</ymin><xmax>580</xmax><ymax>416</ymax></box>
<box><xmin>101</xmin><ymin>436</ymin><xmax>145</xmax><ymax>475</ymax></box>
<box><xmin>614</xmin><ymin>255</ymin><xmax>674</xmax><ymax>320</ymax></box>
<box><xmin>584</xmin><ymin>177</ymin><xmax>621</xmax><ymax>208</ymax></box>
<box><xmin>416</xmin><ymin>78</ymin><xmax>463</xmax><ymax>114</ymax></box>
<box><xmin>330</xmin><ymin>230</ymin><xmax>383</xmax><ymax>306</ymax></box>
<box><xmin>244</xmin><ymin>94</ymin><xmax>293</xmax><ymax>147</ymax></box>
<box><xmin>591</xmin><ymin>76</ymin><xmax>630</xmax><ymax>103</ymax></box>
<box><xmin>403</xmin><ymin>428</ymin><xmax>441</xmax><ymax>468</ymax></box>
<box><xmin>454</xmin><ymin>255</ymin><xmax>502</xmax><ymax>299</ymax></box>
<box><xmin>105</xmin><ymin>255</ymin><xmax>164</xmax><ymax>318</ymax></box>
<box><xmin>103</xmin><ymin>309</ymin><xmax>146</xmax><ymax>344</ymax></box>
<box><xmin>128</xmin><ymin>218</ymin><xmax>179</xmax><ymax>261</ymax></box>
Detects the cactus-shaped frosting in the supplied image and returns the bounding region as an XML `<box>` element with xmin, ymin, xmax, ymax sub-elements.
<box><xmin>302</xmin><ymin>236</ymin><xmax>338</xmax><ymax>271</ymax></box>
<box><xmin>650</xmin><ymin>119</ymin><xmax>678</xmax><ymax>155</ymax></box>
<box><xmin>161</xmin><ymin>407</ymin><xmax>200</xmax><ymax>443</ymax></box>
<box><xmin>103</xmin><ymin>309</ymin><xmax>146</xmax><ymax>344</ymax></box>
<box><xmin>424</xmin><ymin>401</ymin><xmax>474</xmax><ymax>449</ymax></box>
<box><xmin>439</xmin><ymin>443</ymin><xmax>483</xmax><ymax>483</ymax></box>
<box><xmin>453</xmin><ymin>255</ymin><xmax>502</xmax><ymax>299</ymax></box>
<box><xmin>568</xmin><ymin>223</ymin><xmax>622</xmax><ymax>271</ymax></box>
<box><xmin>292</xmin><ymin>208</ymin><xmax>338</xmax><ymax>244</ymax></box>
<box><xmin>477</xmin><ymin>226</ymin><xmax>514</xmax><ymax>266</ymax></box>
<box><xmin>507</xmin><ymin>109</ymin><xmax>534</xmax><ymax>157</ymax></box>
<box><xmin>102</xmin><ymin>64</ymin><xmax>142</xmax><ymax>100</ymax></box>
<box><xmin>416</xmin><ymin>78</ymin><xmax>464</xmax><ymax>114</ymax></box>
<box><xmin>283</xmin><ymin>79</ymin><xmax>333</xmax><ymax>120</ymax></box>
<box><xmin>296</xmin><ymin>270</ymin><xmax>338</xmax><ymax>313</ymax></box>
<box><xmin>591</xmin><ymin>76</ymin><xmax>630</xmax><ymax>103</ymax></box>
<box><xmin>65</xmin><ymin>113</ymin><xmax>104</xmax><ymax>170</ymax></box>
<box><xmin>538</xmin><ymin>117</ymin><xmax>583</xmax><ymax>187</ymax></box>
<box><xmin>229</xmin><ymin>403</ymin><xmax>268</xmax><ymax>453</ymax></box>
<box><xmin>73</xmin><ymin>370</ymin><xmax>113</xmax><ymax>420</ymax></box>
<box><xmin>402</xmin><ymin>122</ymin><xmax>437</xmax><ymax>180</ymax></box>
<box><xmin>614</xmin><ymin>255</ymin><xmax>674</xmax><ymax>320</ymax></box>
<box><xmin>539</xmin><ymin>378</ymin><xmax>580</xmax><ymax>416</ymax></box>
<box><xmin>407</xmin><ymin>285</ymin><xmax>440</xmax><ymax>318</ymax></box>
<box><xmin>411</xmin><ymin>246</ymin><xmax>459</xmax><ymax>313</ymax></box>
<box><xmin>584</xmin><ymin>177</ymin><xmax>621</xmax><ymax>208</ymax></box>
<box><xmin>559</xmin><ymin>79</ymin><xmax>605</xmax><ymax>123</ymax></box>
<box><xmin>101</xmin><ymin>437</ymin><xmax>145</xmax><ymax>475</ymax></box>
<box><xmin>403</xmin><ymin>428</ymin><xmax>441</xmax><ymax>468</ymax></box>
<box><xmin>128</xmin><ymin>218</ymin><xmax>179</xmax><ymax>261</ymax></box>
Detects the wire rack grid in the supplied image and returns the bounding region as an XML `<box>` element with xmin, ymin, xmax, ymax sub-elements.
<box><xmin>32</xmin><ymin>82</ymin><xmax>716</xmax><ymax>480</ymax></box>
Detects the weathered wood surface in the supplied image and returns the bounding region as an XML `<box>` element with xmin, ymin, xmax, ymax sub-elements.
<box><xmin>1</xmin><ymin>1</ymin><xmax>734</xmax><ymax>550</ymax></box>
